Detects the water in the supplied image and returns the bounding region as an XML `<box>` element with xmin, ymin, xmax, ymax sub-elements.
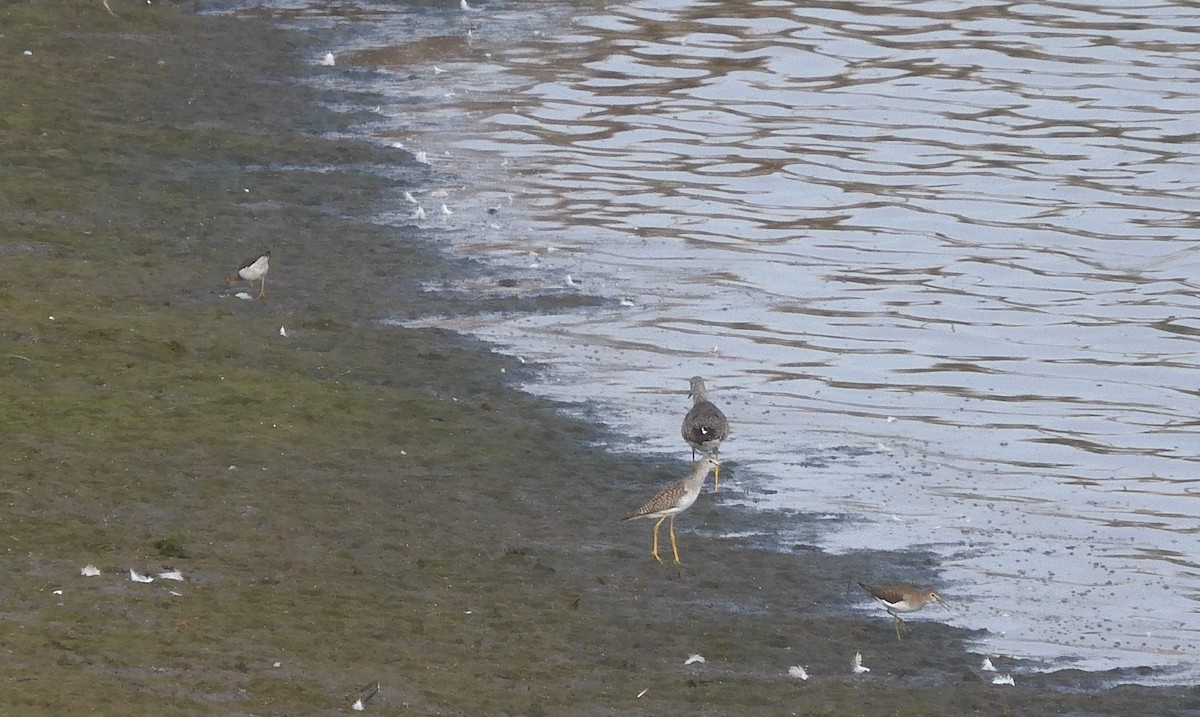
<box><xmin>220</xmin><ymin>0</ymin><xmax>1200</xmax><ymax>682</ymax></box>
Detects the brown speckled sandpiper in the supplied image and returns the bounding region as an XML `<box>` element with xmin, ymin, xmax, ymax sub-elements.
<box><xmin>624</xmin><ymin>457</ymin><xmax>719</xmax><ymax>564</ymax></box>
<box><xmin>858</xmin><ymin>581</ymin><xmax>947</xmax><ymax>640</ymax></box>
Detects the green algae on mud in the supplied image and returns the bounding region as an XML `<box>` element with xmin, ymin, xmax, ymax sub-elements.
<box><xmin>2</xmin><ymin>2</ymin><xmax>1199</xmax><ymax>715</ymax></box>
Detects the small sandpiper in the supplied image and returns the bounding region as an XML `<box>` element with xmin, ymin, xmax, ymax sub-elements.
<box><xmin>624</xmin><ymin>457</ymin><xmax>719</xmax><ymax>564</ymax></box>
<box><xmin>681</xmin><ymin>376</ymin><xmax>729</xmax><ymax>492</ymax></box>
<box><xmin>858</xmin><ymin>582</ymin><xmax>946</xmax><ymax>640</ymax></box>
<box><xmin>228</xmin><ymin>251</ymin><xmax>270</xmax><ymax>299</ymax></box>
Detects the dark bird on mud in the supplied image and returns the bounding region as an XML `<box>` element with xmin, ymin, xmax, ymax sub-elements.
<box><xmin>858</xmin><ymin>581</ymin><xmax>947</xmax><ymax>640</ymax></box>
<box><xmin>624</xmin><ymin>457</ymin><xmax>719</xmax><ymax>564</ymax></box>
<box><xmin>228</xmin><ymin>251</ymin><xmax>270</xmax><ymax>299</ymax></box>
<box><xmin>681</xmin><ymin>376</ymin><xmax>729</xmax><ymax>492</ymax></box>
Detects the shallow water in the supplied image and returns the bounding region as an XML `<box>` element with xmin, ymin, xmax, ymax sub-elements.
<box><xmin>224</xmin><ymin>0</ymin><xmax>1200</xmax><ymax>681</ymax></box>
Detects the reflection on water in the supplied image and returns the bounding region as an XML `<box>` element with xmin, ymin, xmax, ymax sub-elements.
<box><xmin>226</xmin><ymin>0</ymin><xmax>1200</xmax><ymax>680</ymax></box>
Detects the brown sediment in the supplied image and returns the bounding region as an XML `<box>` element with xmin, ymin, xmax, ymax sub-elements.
<box><xmin>0</xmin><ymin>2</ymin><xmax>1195</xmax><ymax>715</ymax></box>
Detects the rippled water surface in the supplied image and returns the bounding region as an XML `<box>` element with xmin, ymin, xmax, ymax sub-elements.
<box><xmin>227</xmin><ymin>0</ymin><xmax>1200</xmax><ymax>680</ymax></box>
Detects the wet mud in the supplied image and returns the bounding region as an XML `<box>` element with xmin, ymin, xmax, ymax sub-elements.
<box><xmin>1</xmin><ymin>2</ymin><xmax>1197</xmax><ymax>715</ymax></box>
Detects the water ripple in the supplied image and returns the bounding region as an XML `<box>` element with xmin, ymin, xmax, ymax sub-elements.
<box><xmin>230</xmin><ymin>0</ymin><xmax>1200</xmax><ymax>681</ymax></box>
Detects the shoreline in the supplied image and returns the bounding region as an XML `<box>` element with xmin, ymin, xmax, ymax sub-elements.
<box><xmin>1</xmin><ymin>2</ymin><xmax>1195</xmax><ymax>714</ymax></box>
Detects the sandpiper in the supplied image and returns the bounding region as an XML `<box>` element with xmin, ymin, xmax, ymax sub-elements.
<box><xmin>681</xmin><ymin>376</ymin><xmax>729</xmax><ymax>492</ymax></box>
<box><xmin>858</xmin><ymin>582</ymin><xmax>946</xmax><ymax>640</ymax></box>
<box><xmin>228</xmin><ymin>251</ymin><xmax>270</xmax><ymax>299</ymax></box>
<box><xmin>624</xmin><ymin>457</ymin><xmax>719</xmax><ymax>564</ymax></box>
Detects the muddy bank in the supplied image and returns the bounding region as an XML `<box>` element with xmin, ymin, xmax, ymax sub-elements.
<box><xmin>1</xmin><ymin>2</ymin><xmax>1196</xmax><ymax>715</ymax></box>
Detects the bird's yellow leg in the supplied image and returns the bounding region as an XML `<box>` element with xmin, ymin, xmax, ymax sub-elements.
<box><xmin>892</xmin><ymin>615</ymin><xmax>906</xmax><ymax>641</ymax></box>
<box><xmin>651</xmin><ymin>515</ymin><xmax>667</xmax><ymax>563</ymax></box>
<box><xmin>713</xmin><ymin>463</ymin><xmax>720</xmax><ymax>494</ymax></box>
<box><xmin>669</xmin><ymin>516</ymin><xmax>681</xmax><ymax>564</ymax></box>
<box><xmin>258</xmin><ymin>276</ymin><xmax>267</xmax><ymax>298</ymax></box>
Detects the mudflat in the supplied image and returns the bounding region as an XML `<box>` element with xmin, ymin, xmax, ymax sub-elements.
<box><xmin>1</xmin><ymin>3</ymin><xmax>1195</xmax><ymax>714</ymax></box>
